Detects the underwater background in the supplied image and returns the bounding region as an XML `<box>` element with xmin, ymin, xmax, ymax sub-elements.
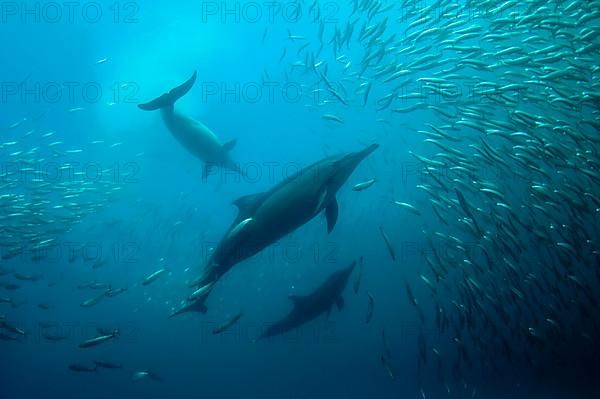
<box><xmin>1</xmin><ymin>0</ymin><xmax>599</xmax><ymax>398</ymax></box>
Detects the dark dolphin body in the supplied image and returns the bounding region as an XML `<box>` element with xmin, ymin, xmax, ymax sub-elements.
<box><xmin>138</xmin><ymin>71</ymin><xmax>239</xmax><ymax>175</ymax></box>
<box><xmin>170</xmin><ymin>143</ymin><xmax>378</xmax><ymax>316</ymax></box>
<box><xmin>259</xmin><ymin>261</ymin><xmax>356</xmax><ymax>340</ymax></box>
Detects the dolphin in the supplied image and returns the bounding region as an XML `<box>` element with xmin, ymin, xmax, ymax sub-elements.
<box><xmin>174</xmin><ymin>143</ymin><xmax>378</xmax><ymax>316</ymax></box>
<box><xmin>258</xmin><ymin>261</ymin><xmax>356</xmax><ymax>340</ymax></box>
<box><xmin>138</xmin><ymin>71</ymin><xmax>239</xmax><ymax>176</ymax></box>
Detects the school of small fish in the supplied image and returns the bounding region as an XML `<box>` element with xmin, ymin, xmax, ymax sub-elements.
<box><xmin>265</xmin><ymin>0</ymin><xmax>599</xmax><ymax>394</ymax></box>
<box><xmin>1</xmin><ymin>0</ymin><xmax>599</xmax><ymax>395</ymax></box>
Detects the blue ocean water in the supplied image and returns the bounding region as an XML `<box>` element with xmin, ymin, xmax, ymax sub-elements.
<box><xmin>1</xmin><ymin>1</ymin><xmax>599</xmax><ymax>398</ymax></box>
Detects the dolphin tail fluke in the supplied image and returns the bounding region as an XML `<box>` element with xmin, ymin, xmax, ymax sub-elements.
<box><xmin>167</xmin><ymin>308</ymin><xmax>184</xmax><ymax>319</ymax></box>
<box><xmin>138</xmin><ymin>71</ymin><xmax>198</xmax><ymax>111</ymax></box>
<box><xmin>168</xmin><ymin>305</ymin><xmax>187</xmax><ymax>319</ymax></box>
<box><xmin>192</xmin><ymin>264</ymin><xmax>217</xmax><ymax>290</ymax></box>
<box><xmin>168</xmin><ymin>299</ymin><xmax>208</xmax><ymax>319</ymax></box>
<box><xmin>169</xmin><ymin>71</ymin><xmax>197</xmax><ymax>102</ymax></box>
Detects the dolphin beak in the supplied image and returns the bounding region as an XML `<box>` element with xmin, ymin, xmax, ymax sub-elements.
<box><xmin>355</xmin><ymin>143</ymin><xmax>379</xmax><ymax>161</ymax></box>
<box><xmin>345</xmin><ymin>260</ymin><xmax>358</xmax><ymax>275</ymax></box>
<box><xmin>343</xmin><ymin>143</ymin><xmax>379</xmax><ymax>172</ymax></box>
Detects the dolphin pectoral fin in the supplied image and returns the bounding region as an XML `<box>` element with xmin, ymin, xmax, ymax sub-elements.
<box><xmin>325</xmin><ymin>199</ymin><xmax>339</xmax><ymax>233</ymax></box>
<box><xmin>168</xmin><ymin>298</ymin><xmax>208</xmax><ymax>319</ymax></box>
<box><xmin>138</xmin><ymin>71</ymin><xmax>197</xmax><ymax>111</ymax></box>
<box><xmin>336</xmin><ymin>296</ymin><xmax>344</xmax><ymax>311</ymax></box>
<box><xmin>222</xmin><ymin>139</ymin><xmax>237</xmax><ymax>152</ymax></box>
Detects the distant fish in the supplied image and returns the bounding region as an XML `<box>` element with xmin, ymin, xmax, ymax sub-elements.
<box><xmin>363</xmin><ymin>81</ymin><xmax>372</xmax><ymax>107</ymax></box>
<box><xmin>321</xmin><ymin>114</ymin><xmax>344</xmax><ymax>124</ymax></box>
<box><xmin>77</xmin><ymin>281</ymin><xmax>94</xmax><ymax>289</ymax></box>
<box><xmin>405</xmin><ymin>282</ymin><xmax>418</xmax><ymax>307</ymax></box>
<box><xmin>0</xmin><ymin>333</ymin><xmax>20</xmax><ymax>341</ymax></box>
<box><xmin>0</xmin><ymin>320</ymin><xmax>25</xmax><ymax>336</ymax></box>
<box><xmin>95</xmin><ymin>57</ymin><xmax>109</xmax><ymax>64</ymax></box>
<box><xmin>91</xmin><ymin>259</ymin><xmax>107</xmax><ymax>270</ymax></box>
<box><xmin>132</xmin><ymin>369</ymin><xmax>163</xmax><ymax>382</ymax></box>
<box><xmin>105</xmin><ymin>287</ymin><xmax>127</xmax><ymax>298</ymax></box>
<box><xmin>7</xmin><ymin>117</ymin><xmax>27</xmax><ymax>129</ymax></box>
<box><xmin>13</xmin><ymin>273</ymin><xmax>42</xmax><ymax>282</ymax></box>
<box><xmin>132</xmin><ymin>371</ymin><xmax>149</xmax><ymax>381</ymax></box>
<box><xmin>0</xmin><ymin>283</ymin><xmax>20</xmax><ymax>291</ymax></box>
<box><xmin>381</xmin><ymin>329</ymin><xmax>391</xmax><ymax>360</ymax></box>
<box><xmin>381</xmin><ymin>354</ymin><xmax>396</xmax><ymax>380</ymax></box>
<box><xmin>212</xmin><ymin>311</ymin><xmax>243</xmax><ymax>334</ymax></box>
<box><xmin>0</xmin><ymin>267</ymin><xmax>14</xmax><ymax>276</ymax></box>
<box><xmin>93</xmin><ymin>360</ymin><xmax>122</xmax><ymax>369</ymax></box>
<box><xmin>79</xmin><ymin>330</ymin><xmax>118</xmax><ymax>348</ymax></box>
<box><xmin>68</xmin><ymin>107</ymin><xmax>85</xmax><ymax>113</ymax></box>
<box><xmin>287</xmin><ymin>29</ymin><xmax>306</xmax><ymax>41</ymax></box>
<box><xmin>365</xmin><ymin>292</ymin><xmax>374</xmax><ymax>324</ymax></box>
<box><xmin>379</xmin><ymin>225</ymin><xmax>396</xmax><ymax>262</ymax></box>
<box><xmin>0</xmin><ymin>297</ymin><xmax>14</xmax><ymax>306</ymax></box>
<box><xmin>420</xmin><ymin>274</ymin><xmax>436</xmax><ymax>294</ymax></box>
<box><xmin>261</xmin><ymin>27</ymin><xmax>268</xmax><ymax>43</ymax></box>
<box><xmin>352</xmin><ymin>178</ymin><xmax>376</xmax><ymax>191</ymax></box>
<box><xmin>454</xmin><ymin>188</ymin><xmax>474</xmax><ymax>219</ymax></box>
<box><xmin>69</xmin><ymin>363</ymin><xmax>97</xmax><ymax>373</ymax></box>
<box><xmin>392</xmin><ymin>201</ymin><xmax>421</xmax><ymax>215</ymax></box>
<box><xmin>89</xmin><ymin>282</ymin><xmax>110</xmax><ymax>290</ymax></box>
<box><xmin>188</xmin><ymin>282</ymin><xmax>215</xmax><ymax>303</ymax></box>
<box><xmin>353</xmin><ymin>256</ymin><xmax>363</xmax><ymax>294</ymax></box>
<box><xmin>142</xmin><ymin>269</ymin><xmax>167</xmax><ymax>286</ymax></box>
<box><xmin>80</xmin><ymin>291</ymin><xmax>108</xmax><ymax>308</ymax></box>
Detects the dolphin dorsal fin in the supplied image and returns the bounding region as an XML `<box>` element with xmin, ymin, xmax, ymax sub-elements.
<box><xmin>233</xmin><ymin>192</ymin><xmax>264</xmax><ymax>213</ymax></box>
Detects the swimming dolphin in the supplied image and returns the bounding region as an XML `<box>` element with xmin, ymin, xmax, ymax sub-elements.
<box><xmin>174</xmin><ymin>143</ymin><xmax>378</xmax><ymax>315</ymax></box>
<box><xmin>258</xmin><ymin>261</ymin><xmax>356</xmax><ymax>340</ymax></box>
<box><xmin>138</xmin><ymin>71</ymin><xmax>239</xmax><ymax>176</ymax></box>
